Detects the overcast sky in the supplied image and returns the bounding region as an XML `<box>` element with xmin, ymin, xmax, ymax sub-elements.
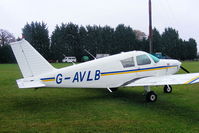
<box><xmin>1</xmin><ymin>0</ymin><xmax>199</xmax><ymax>51</ymax></box>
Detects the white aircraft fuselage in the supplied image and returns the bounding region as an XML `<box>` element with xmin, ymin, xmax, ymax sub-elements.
<box><xmin>32</xmin><ymin>51</ymin><xmax>181</xmax><ymax>88</ymax></box>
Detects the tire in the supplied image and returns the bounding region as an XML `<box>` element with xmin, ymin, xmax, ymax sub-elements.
<box><xmin>146</xmin><ymin>91</ymin><xmax>157</xmax><ymax>102</ymax></box>
<box><xmin>110</xmin><ymin>88</ymin><xmax>118</xmax><ymax>92</ymax></box>
<box><xmin>164</xmin><ymin>85</ymin><xmax>172</xmax><ymax>93</ymax></box>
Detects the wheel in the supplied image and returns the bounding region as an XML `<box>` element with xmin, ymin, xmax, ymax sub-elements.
<box><xmin>146</xmin><ymin>91</ymin><xmax>157</xmax><ymax>102</ymax></box>
<box><xmin>110</xmin><ymin>88</ymin><xmax>118</xmax><ymax>92</ymax></box>
<box><xmin>164</xmin><ymin>85</ymin><xmax>172</xmax><ymax>93</ymax></box>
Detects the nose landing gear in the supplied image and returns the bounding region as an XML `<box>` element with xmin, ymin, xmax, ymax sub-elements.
<box><xmin>164</xmin><ymin>85</ymin><xmax>172</xmax><ymax>93</ymax></box>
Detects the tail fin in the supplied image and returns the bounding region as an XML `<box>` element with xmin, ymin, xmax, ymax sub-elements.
<box><xmin>10</xmin><ymin>39</ymin><xmax>55</xmax><ymax>78</ymax></box>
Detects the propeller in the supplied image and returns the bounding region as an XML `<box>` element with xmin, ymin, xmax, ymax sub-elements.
<box><xmin>180</xmin><ymin>66</ymin><xmax>190</xmax><ymax>73</ymax></box>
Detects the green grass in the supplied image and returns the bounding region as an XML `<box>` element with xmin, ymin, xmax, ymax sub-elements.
<box><xmin>0</xmin><ymin>62</ymin><xmax>199</xmax><ymax>133</ymax></box>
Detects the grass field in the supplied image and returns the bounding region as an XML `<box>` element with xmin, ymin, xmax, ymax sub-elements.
<box><xmin>0</xmin><ymin>62</ymin><xmax>199</xmax><ymax>133</ymax></box>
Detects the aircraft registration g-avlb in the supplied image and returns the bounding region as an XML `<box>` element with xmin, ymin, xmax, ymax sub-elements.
<box><xmin>10</xmin><ymin>39</ymin><xmax>199</xmax><ymax>102</ymax></box>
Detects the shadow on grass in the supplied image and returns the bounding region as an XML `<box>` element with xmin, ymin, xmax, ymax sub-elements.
<box><xmin>11</xmin><ymin>87</ymin><xmax>199</xmax><ymax>124</ymax></box>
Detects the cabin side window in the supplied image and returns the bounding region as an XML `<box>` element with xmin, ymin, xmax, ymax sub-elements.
<box><xmin>121</xmin><ymin>57</ymin><xmax>135</xmax><ymax>68</ymax></box>
<box><xmin>136</xmin><ymin>54</ymin><xmax>151</xmax><ymax>65</ymax></box>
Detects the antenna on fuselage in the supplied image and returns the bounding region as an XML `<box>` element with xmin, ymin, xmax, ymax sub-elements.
<box><xmin>84</xmin><ymin>49</ymin><xmax>96</xmax><ymax>60</ymax></box>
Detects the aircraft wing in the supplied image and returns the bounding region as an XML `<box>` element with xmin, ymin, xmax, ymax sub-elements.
<box><xmin>125</xmin><ymin>73</ymin><xmax>199</xmax><ymax>87</ymax></box>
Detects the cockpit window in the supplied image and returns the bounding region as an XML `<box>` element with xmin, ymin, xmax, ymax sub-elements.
<box><xmin>121</xmin><ymin>57</ymin><xmax>135</xmax><ymax>68</ymax></box>
<box><xmin>136</xmin><ymin>54</ymin><xmax>151</xmax><ymax>65</ymax></box>
<box><xmin>148</xmin><ymin>54</ymin><xmax>160</xmax><ymax>63</ymax></box>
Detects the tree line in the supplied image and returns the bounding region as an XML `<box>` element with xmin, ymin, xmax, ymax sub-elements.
<box><xmin>0</xmin><ymin>21</ymin><xmax>197</xmax><ymax>63</ymax></box>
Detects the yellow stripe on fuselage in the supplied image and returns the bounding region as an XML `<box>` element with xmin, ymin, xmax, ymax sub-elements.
<box><xmin>101</xmin><ymin>66</ymin><xmax>176</xmax><ymax>76</ymax></box>
<box><xmin>42</xmin><ymin>79</ymin><xmax>55</xmax><ymax>82</ymax></box>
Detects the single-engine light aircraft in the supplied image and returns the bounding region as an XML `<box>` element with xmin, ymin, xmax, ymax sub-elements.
<box><xmin>10</xmin><ymin>39</ymin><xmax>199</xmax><ymax>102</ymax></box>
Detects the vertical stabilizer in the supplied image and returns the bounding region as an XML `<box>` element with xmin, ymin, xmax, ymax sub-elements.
<box><xmin>10</xmin><ymin>39</ymin><xmax>55</xmax><ymax>78</ymax></box>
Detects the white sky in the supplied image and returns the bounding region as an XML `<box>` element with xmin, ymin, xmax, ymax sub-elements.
<box><xmin>0</xmin><ymin>0</ymin><xmax>199</xmax><ymax>51</ymax></box>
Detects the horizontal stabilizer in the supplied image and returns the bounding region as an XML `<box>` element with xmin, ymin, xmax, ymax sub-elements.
<box><xmin>17</xmin><ymin>78</ymin><xmax>45</xmax><ymax>88</ymax></box>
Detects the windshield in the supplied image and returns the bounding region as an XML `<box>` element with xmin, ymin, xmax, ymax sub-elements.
<box><xmin>148</xmin><ymin>54</ymin><xmax>160</xmax><ymax>63</ymax></box>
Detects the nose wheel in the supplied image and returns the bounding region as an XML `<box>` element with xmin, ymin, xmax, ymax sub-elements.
<box><xmin>164</xmin><ymin>85</ymin><xmax>172</xmax><ymax>93</ymax></box>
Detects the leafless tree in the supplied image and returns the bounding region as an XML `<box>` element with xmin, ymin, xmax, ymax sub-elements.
<box><xmin>0</xmin><ymin>29</ymin><xmax>15</xmax><ymax>46</ymax></box>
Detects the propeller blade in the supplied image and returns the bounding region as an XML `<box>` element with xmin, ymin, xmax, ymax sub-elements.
<box><xmin>180</xmin><ymin>66</ymin><xmax>190</xmax><ymax>73</ymax></box>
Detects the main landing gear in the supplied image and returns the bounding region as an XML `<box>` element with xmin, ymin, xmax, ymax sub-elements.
<box><xmin>144</xmin><ymin>85</ymin><xmax>173</xmax><ymax>102</ymax></box>
<box><xmin>144</xmin><ymin>86</ymin><xmax>157</xmax><ymax>102</ymax></box>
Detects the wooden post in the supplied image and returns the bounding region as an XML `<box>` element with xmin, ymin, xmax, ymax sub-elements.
<box><xmin>149</xmin><ymin>0</ymin><xmax>153</xmax><ymax>53</ymax></box>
